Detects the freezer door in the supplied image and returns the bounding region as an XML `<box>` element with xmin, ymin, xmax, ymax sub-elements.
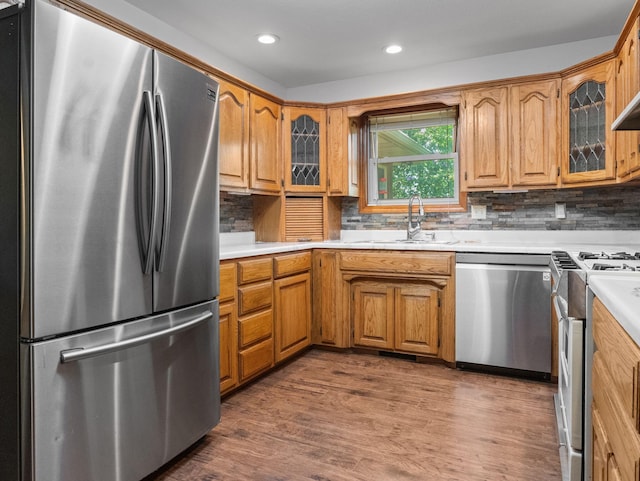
<box><xmin>153</xmin><ymin>51</ymin><xmax>219</xmax><ymax>312</ymax></box>
<box><xmin>28</xmin><ymin>0</ymin><xmax>154</xmax><ymax>338</ymax></box>
<box><xmin>22</xmin><ymin>301</ymin><xmax>220</xmax><ymax>481</ymax></box>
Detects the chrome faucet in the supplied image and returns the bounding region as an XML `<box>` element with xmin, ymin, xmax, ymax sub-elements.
<box><xmin>407</xmin><ymin>194</ymin><xmax>425</xmax><ymax>240</ymax></box>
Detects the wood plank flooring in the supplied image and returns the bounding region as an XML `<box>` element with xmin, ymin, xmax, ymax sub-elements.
<box><xmin>146</xmin><ymin>349</ymin><xmax>561</xmax><ymax>481</ymax></box>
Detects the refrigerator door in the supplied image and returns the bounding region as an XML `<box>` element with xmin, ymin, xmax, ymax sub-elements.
<box><xmin>23</xmin><ymin>300</ymin><xmax>220</xmax><ymax>481</ymax></box>
<box><xmin>153</xmin><ymin>51</ymin><xmax>219</xmax><ymax>312</ymax></box>
<box><xmin>28</xmin><ymin>0</ymin><xmax>154</xmax><ymax>339</ymax></box>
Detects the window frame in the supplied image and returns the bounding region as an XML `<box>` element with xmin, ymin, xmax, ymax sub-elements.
<box><xmin>358</xmin><ymin>104</ymin><xmax>467</xmax><ymax>214</ymax></box>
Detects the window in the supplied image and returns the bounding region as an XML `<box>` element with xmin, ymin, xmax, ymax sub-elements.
<box><xmin>366</xmin><ymin>107</ymin><xmax>463</xmax><ymax>211</ymax></box>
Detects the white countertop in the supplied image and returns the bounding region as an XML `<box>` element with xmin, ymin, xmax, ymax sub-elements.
<box><xmin>220</xmin><ymin>230</ymin><xmax>640</xmax><ymax>260</ymax></box>
<box><xmin>589</xmin><ymin>275</ymin><xmax>640</xmax><ymax>345</ymax></box>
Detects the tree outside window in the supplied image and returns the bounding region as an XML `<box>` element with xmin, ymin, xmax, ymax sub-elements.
<box><xmin>368</xmin><ymin>108</ymin><xmax>459</xmax><ymax>207</ymax></box>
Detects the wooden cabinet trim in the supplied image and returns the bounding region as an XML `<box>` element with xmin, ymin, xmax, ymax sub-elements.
<box><xmin>339</xmin><ymin>250</ymin><xmax>453</xmax><ymax>276</ymax></box>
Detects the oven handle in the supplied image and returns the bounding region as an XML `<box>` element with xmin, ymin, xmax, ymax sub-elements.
<box><xmin>552</xmin><ymin>294</ymin><xmax>568</xmax><ymax>320</ymax></box>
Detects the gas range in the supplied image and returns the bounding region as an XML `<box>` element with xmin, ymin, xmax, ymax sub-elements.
<box><xmin>574</xmin><ymin>251</ymin><xmax>640</xmax><ymax>273</ymax></box>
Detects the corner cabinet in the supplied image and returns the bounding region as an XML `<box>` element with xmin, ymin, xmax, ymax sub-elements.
<box><xmin>250</xmin><ymin>94</ymin><xmax>282</xmax><ymax>194</ymax></box>
<box><xmin>217</xmin><ymin>79</ymin><xmax>250</xmax><ymax>191</ymax></box>
<box><xmin>615</xmin><ymin>16</ymin><xmax>640</xmax><ymax>181</ymax></box>
<box><xmin>561</xmin><ymin>60</ymin><xmax>616</xmax><ymax>185</ymax></box>
<box><xmin>327</xmin><ymin>107</ymin><xmax>359</xmax><ymax>197</ymax></box>
<box><xmin>283</xmin><ymin>106</ymin><xmax>326</xmax><ymax>193</ymax></box>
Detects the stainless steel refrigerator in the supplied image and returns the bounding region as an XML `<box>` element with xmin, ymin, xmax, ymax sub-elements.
<box><xmin>0</xmin><ymin>1</ymin><xmax>221</xmax><ymax>480</ymax></box>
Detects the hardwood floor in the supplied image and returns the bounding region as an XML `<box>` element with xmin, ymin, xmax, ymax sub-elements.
<box><xmin>147</xmin><ymin>349</ymin><xmax>561</xmax><ymax>481</ymax></box>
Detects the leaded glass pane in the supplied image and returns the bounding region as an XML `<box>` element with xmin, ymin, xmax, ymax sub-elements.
<box><xmin>568</xmin><ymin>80</ymin><xmax>606</xmax><ymax>174</ymax></box>
<box><xmin>290</xmin><ymin>115</ymin><xmax>320</xmax><ymax>186</ymax></box>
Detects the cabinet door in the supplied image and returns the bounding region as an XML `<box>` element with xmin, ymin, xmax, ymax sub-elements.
<box><xmin>352</xmin><ymin>280</ymin><xmax>394</xmax><ymax>349</ymax></box>
<box><xmin>616</xmin><ymin>20</ymin><xmax>640</xmax><ymax>180</ymax></box>
<box><xmin>561</xmin><ymin>60</ymin><xmax>616</xmax><ymax>184</ymax></box>
<box><xmin>312</xmin><ymin>251</ymin><xmax>349</xmax><ymax>347</ymax></box>
<box><xmin>218</xmin><ymin>80</ymin><xmax>250</xmax><ymax>190</ymax></box>
<box><xmin>250</xmin><ymin>94</ymin><xmax>282</xmax><ymax>193</ymax></box>
<box><xmin>510</xmin><ymin>79</ymin><xmax>560</xmax><ymax>187</ymax></box>
<box><xmin>591</xmin><ymin>404</ymin><xmax>609</xmax><ymax>481</ymax></box>
<box><xmin>283</xmin><ymin>106</ymin><xmax>326</xmax><ymax>193</ymax></box>
<box><xmin>462</xmin><ymin>86</ymin><xmax>510</xmax><ymax>188</ymax></box>
<box><xmin>274</xmin><ymin>272</ymin><xmax>311</xmax><ymax>362</ymax></box>
<box><xmin>327</xmin><ymin>107</ymin><xmax>359</xmax><ymax>197</ymax></box>
<box><xmin>394</xmin><ymin>283</ymin><xmax>440</xmax><ymax>355</ymax></box>
<box><xmin>219</xmin><ymin>301</ymin><xmax>238</xmax><ymax>395</ymax></box>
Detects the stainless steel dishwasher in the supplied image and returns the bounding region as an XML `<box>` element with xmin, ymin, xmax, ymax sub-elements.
<box><xmin>455</xmin><ymin>252</ymin><xmax>551</xmax><ymax>379</ymax></box>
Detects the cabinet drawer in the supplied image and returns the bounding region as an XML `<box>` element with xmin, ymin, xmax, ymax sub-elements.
<box><xmin>339</xmin><ymin>250</ymin><xmax>453</xmax><ymax>276</ymax></box>
<box><xmin>219</xmin><ymin>262</ymin><xmax>236</xmax><ymax>303</ymax></box>
<box><xmin>239</xmin><ymin>338</ymin><xmax>274</xmax><ymax>381</ymax></box>
<box><xmin>593</xmin><ymin>297</ymin><xmax>640</xmax><ymax>426</ymax></box>
<box><xmin>237</xmin><ymin>257</ymin><xmax>272</xmax><ymax>284</ymax></box>
<box><xmin>238</xmin><ymin>281</ymin><xmax>272</xmax><ymax>316</ymax></box>
<box><xmin>239</xmin><ymin>309</ymin><xmax>273</xmax><ymax>349</ymax></box>
<box><xmin>592</xmin><ymin>352</ymin><xmax>640</xmax><ymax>481</ymax></box>
<box><xmin>274</xmin><ymin>251</ymin><xmax>311</xmax><ymax>278</ymax></box>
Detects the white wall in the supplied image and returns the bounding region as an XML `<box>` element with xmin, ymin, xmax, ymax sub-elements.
<box><xmin>79</xmin><ymin>0</ymin><xmax>286</xmax><ymax>98</ymax></box>
<box><xmin>80</xmin><ymin>0</ymin><xmax>617</xmax><ymax>104</ymax></box>
<box><xmin>286</xmin><ymin>36</ymin><xmax>619</xmax><ymax>103</ymax></box>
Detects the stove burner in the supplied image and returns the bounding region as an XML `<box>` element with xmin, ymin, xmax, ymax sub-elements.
<box><xmin>591</xmin><ymin>262</ymin><xmax>639</xmax><ymax>272</ymax></box>
<box><xmin>578</xmin><ymin>251</ymin><xmax>640</xmax><ymax>261</ymax></box>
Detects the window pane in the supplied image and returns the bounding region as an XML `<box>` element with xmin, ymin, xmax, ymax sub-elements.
<box><xmin>377</xmin><ymin>158</ymin><xmax>456</xmax><ymax>201</ymax></box>
<box><xmin>367</xmin><ymin>106</ymin><xmax>459</xmax><ymax>206</ymax></box>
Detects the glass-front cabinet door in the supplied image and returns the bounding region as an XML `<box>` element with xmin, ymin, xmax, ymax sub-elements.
<box><xmin>561</xmin><ymin>60</ymin><xmax>616</xmax><ymax>184</ymax></box>
<box><xmin>283</xmin><ymin>106</ymin><xmax>327</xmax><ymax>192</ymax></box>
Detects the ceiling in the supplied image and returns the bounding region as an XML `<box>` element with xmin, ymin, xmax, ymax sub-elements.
<box><xmin>124</xmin><ymin>0</ymin><xmax>634</xmax><ymax>89</ymax></box>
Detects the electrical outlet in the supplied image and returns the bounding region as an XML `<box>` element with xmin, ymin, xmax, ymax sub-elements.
<box><xmin>471</xmin><ymin>205</ymin><xmax>486</xmax><ymax>220</ymax></box>
<box><xmin>555</xmin><ymin>203</ymin><xmax>566</xmax><ymax>219</ymax></box>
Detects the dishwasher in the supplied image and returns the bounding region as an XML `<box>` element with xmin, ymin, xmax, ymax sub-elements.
<box><xmin>455</xmin><ymin>252</ymin><xmax>551</xmax><ymax>379</ymax></box>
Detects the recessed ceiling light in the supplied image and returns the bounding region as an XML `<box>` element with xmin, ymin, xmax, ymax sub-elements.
<box><xmin>384</xmin><ymin>45</ymin><xmax>403</xmax><ymax>54</ymax></box>
<box><xmin>257</xmin><ymin>34</ymin><xmax>279</xmax><ymax>45</ymax></box>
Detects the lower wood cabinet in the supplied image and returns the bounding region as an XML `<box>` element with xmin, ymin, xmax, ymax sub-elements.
<box><xmin>274</xmin><ymin>272</ymin><xmax>311</xmax><ymax>362</ymax></box>
<box><xmin>591</xmin><ymin>297</ymin><xmax>640</xmax><ymax>481</ymax></box>
<box><xmin>338</xmin><ymin>250</ymin><xmax>455</xmax><ymax>362</ymax></box>
<box><xmin>219</xmin><ymin>262</ymin><xmax>238</xmax><ymax>395</ymax></box>
<box><xmin>219</xmin><ymin>251</ymin><xmax>312</xmax><ymax>395</ymax></box>
<box><xmin>352</xmin><ymin>280</ymin><xmax>441</xmax><ymax>356</ymax></box>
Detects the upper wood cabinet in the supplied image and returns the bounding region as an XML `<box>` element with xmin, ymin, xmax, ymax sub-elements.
<box><xmin>327</xmin><ymin>106</ymin><xmax>359</xmax><ymax>197</ymax></box>
<box><xmin>561</xmin><ymin>60</ymin><xmax>616</xmax><ymax>185</ymax></box>
<box><xmin>250</xmin><ymin>94</ymin><xmax>282</xmax><ymax>194</ymax></box>
<box><xmin>462</xmin><ymin>80</ymin><xmax>560</xmax><ymax>190</ymax></box>
<box><xmin>283</xmin><ymin>106</ymin><xmax>326</xmax><ymax>193</ymax></box>
<box><xmin>218</xmin><ymin>80</ymin><xmax>250</xmax><ymax>191</ymax></box>
<box><xmin>510</xmin><ymin>79</ymin><xmax>561</xmax><ymax>187</ymax></box>
<box><xmin>462</xmin><ymin>86</ymin><xmax>510</xmax><ymax>189</ymax></box>
<box><xmin>615</xmin><ymin>16</ymin><xmax>640</xmax><ymax>181</ymax></box>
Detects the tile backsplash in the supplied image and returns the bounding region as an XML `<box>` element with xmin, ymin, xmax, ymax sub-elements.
<box><xmin>220</xmin><ymin>185</ymin><xmax>640</xmax><ymax>233</ymax></box>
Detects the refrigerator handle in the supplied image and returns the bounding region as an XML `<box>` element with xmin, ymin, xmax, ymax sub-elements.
<box><xmin>59</xmin><ymin>310</ymin><xmax>213</xmax><ymax>363</ymax></box>
<box><xmin>141</xmin><ymin>90</ymin><xmax>160</xmax><ymax>275</ymax></box>
<box><xmin>155</xmin><ymin>92</ymin><xmax>172</xmax><ymax>272</ymax></box>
